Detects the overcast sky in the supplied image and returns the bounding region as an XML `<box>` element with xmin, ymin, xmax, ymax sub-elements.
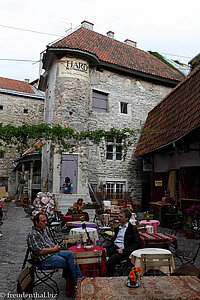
<box><xmin>1</xmin><ymin>0</ymin><xmax>200</xmax><ymax>82</ymax></box>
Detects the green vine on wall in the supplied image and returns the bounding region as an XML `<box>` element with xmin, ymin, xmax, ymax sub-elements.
<box><xmin>148</xmin><ymin>51</ymin><xmax>184</xmax><ymax>75</ymax></box>
<box><xmin>0</xmin><ymin>123</ymin><xmax>141</xmax><ymax>153</ymax></box>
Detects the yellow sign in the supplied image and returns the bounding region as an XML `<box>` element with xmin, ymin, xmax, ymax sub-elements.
<box><xmin>155</xmin><ymin>180</ymin><xmax>163</xmax><ymax>186</ymax></box>
<box><xmin>58</xmin><ymin>56</ymin><xmax>89</xmax><ymax>82</ymax></box>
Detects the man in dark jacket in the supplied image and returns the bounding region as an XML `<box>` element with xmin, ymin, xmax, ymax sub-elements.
<box><xmin>105</xmin><ymin>208</ymin><xmax>141</xmax><ymax>276</ymax></box>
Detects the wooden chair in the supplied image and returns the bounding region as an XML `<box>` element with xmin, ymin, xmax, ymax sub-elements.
<box><xmin>17</xmin><ymin>266</ymin><xmax>34</xmax><ymax>299</ymax></box>
<box><xmin>72</xmin><ymin>251</ymin><xmax>102</xmax><ymax>280</ymax></box>
<box><xmin>141</xmin><ymin>253</ymin><xmax>173</xmax><ymax>275</ymax></box>
<box><xmin>61</xmin><ymin>234</ymin><xmax>83</xmax><ymax>249</ymax></box>
<box><xmin>136</xmin><ymin>225</ymin><xmax>147</xmax><ymax>233</ymax></box>
<box><xmin>144</xmin><ymin>238</ymin><xmax>169</xmax><ymax>249</ymax></box>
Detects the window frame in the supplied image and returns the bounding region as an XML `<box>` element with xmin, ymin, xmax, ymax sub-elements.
<box><xmin>92</xmin><ymin>89</ymin><xmax>108</xmax><ymax>112</ymax></box>
<box><xmin>106</xmin><ymin>138</ymin><xmax>123</xmax><ymax>161</ymax></box>
<box><xmin>119</xmin><ymin>101</ymin><xmax>131</xmax><ymax>115</ymax></box>
<box><xmin>106</xmin><ymin>181</ymin><xmax>126</xmax><ymax>194</ymax></box>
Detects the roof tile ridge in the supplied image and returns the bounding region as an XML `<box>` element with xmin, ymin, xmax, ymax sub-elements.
<box><xmin>0</xmin><ymin>76</ymin><xmax>29</xmax><ymax>85</ymax></box>
<box><xmin>148</xmin><ymin>65</ymin><xmax>200</xmax><ymax>115</ymax></box>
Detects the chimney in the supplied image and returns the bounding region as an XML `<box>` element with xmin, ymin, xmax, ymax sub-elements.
<box><xmin>124</xmin><ymin>39</ymin><xmax>137</xmax><ymax>48</ymax></box>
<box><xmin>81</xmin><ymin>20</ymin><xmax>94</xmax><ymax>30</ymax></box>
<box><xmin>107</xmin><ymin>31</ymin><xmax>114</xmax><ymax>39</ymax></box>
<box><xmin>24</xmin><ymin>79</ymin><xmax>30</xmax><ymax>83</ymax></box>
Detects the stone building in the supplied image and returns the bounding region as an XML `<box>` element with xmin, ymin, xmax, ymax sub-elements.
<box><xmin>39</xmin><ymin>20</ymin><xmax>184</xmax><ymax>207</ymax></box>
<box><xmin>0</xmin><ymin>77</ymin><xmax>44</xmax><ymax>196</ymax></box>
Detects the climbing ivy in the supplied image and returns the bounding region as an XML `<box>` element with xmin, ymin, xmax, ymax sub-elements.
<box><xmin>0</xmin><ymin>122</ymin><xmax>142</xmax><ymax>153</ymax></box>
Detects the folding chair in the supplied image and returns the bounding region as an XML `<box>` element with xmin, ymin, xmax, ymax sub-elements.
<box><xmin>72</xmin><ymin>251</ymin><xmax>102</xmax><ymax>281</ymax></box>
<box><xmin>98</xmin><ymin>220</ymin><xmax>119</xmax><ymax>246</ymax></box>
<box><xmin>173</xmin><ymin>242</ymin><xmax>200</xmax><ymax>265</ymax></box>
<box><xmin>27</xmin><ymin>248</ymin><xmax>60</xmax><ymax>296</ymax></box>
<box><xmin>141</xmin><ymin>253</ymin><xmax>173</xmax><ymax>276</ymax></box>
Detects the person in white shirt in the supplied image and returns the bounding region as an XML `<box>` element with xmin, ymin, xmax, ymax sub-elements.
<box><xmin>105</xmin><ymin>208</ymin><xmax>141</xmax><ymax>276</ymax></box>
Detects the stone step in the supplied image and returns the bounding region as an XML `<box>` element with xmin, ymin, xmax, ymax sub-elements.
<box><xmin>54</xmin><ymin>193</ymin><xmax>92</xmax><ymax>215</ymax></box>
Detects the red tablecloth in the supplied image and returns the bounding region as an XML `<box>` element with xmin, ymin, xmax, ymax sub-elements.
<box><xmin>65</xmin><ymin>245</ymin><xmax>106</xmax><ymax>296</ymax></box>
<box><xmin>139</xmin><ymin>232</ymin><xmax>178</xmax><ymax>248</ymax></box>
<box><xmin>62</xmin><ymin>215</ymin><xmax>72</xmax><ymax>224</ymax></box>
<box><xmin>69</xmin><ymin>244</ymin><xmax>106</xmax><ymax>276</ymax></box>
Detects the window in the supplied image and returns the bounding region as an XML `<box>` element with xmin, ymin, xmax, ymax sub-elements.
<box><xmin>92</xmin><ymin>90</ymin><xmax>108</xmax><ymax>112</ymax></box>
<box><xmin>106</xmin><ymin>182</ymin><xmax>126</xmax><ymax>194</ymax></box>
<box><xmin>120</xmin><ymin>102</ymin><xmax>130</xmax><ymax>115</ymax></box>
<box><xmin>0</xmin><ymin>105</ymin><xmax>3</xmax><ymax>110</ymax></box>
<box><xmin>23</xmin><ymin>109</ymin><xmax>28</xmax><ymax>114</ymax></box>
<box><xmin>120</xmin><ymin>102</ymin><xmax>128</xmax><ymax>114</ymax></box>
<box><xmin>106</xmin><ymin>137</ymin><xmax>123</xmax><ymax>161</ymax></box>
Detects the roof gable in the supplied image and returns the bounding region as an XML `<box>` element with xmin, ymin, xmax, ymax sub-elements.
<box><xmin>50</xmin><ymin>27</ymin><xmax>184</xmax><ymax>83</ymax></box>
<box><xmin>134</xmin><ymin>65</ymin><xmax>200</xmax><ymax>156</ymax></box>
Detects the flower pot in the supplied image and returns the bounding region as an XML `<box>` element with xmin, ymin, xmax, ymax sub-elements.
<box><xmin>184</xmin><ymin>228</ymin><xmax>195</xmax><ymax>239</ymax></box>
<box><xmin>126</xmin><ymin>279</ymin><xmax>140</xmax><ymax>288</ymax></box>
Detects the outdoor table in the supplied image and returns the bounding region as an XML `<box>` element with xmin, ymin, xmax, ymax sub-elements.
<box><xmin>129</xmin><ymin>247</ymin><xmax>175</xmax><ymax>275</ymax></box>
<box><xmin>69</xmin><ymin>227</ymin><xmax>99</xmax><ymax>244</ymax></box>
<box><xmin>64</xmin><ymin>221</ymin><xmax>97</xmax><ymax>228</ymax></box>
<box><xmin>74</xmin><ymin>276</ymin><xmax>200</xmax><ymax>299</ymax></box>
<box><xmin>62</xmin><ymin>215</ymin><xmax>72</xmax><ymax>225</ymax></box>
<box><xmin>139</xmin><ymin>220</ymin><xmax>160</xmax><ymax>233</ymax></box>
<box><xmin>139</xmin><ymin>232</ymin><xmax>178</xmax><ymax>249</ymax></box>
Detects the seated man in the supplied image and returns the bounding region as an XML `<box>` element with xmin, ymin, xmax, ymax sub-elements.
<box><xmin>105</xmin><ymin>208</ymin><xmax>141</xmax><ymax>276</ymax></box>
<box><xmin>27</xmin><ymin>212</ymin><xmax>82</xmax><ymax>286</ymax></box>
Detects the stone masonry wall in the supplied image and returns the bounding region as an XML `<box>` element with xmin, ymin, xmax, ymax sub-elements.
<box><xmin>0</xmin><ymin>93</ymin><xmax>44</xmax><ymax>195</ymax></box>
<box><xmin>45</xmin><ymin>60</ymin><xmax>173</xmax><ymax>203</ymax></box>
<box><xmin>87</xmin><ymin>68</ymin><xmax>172</xmax><ymax>202</ymax></box>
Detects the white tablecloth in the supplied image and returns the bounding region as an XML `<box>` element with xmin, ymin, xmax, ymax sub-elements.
<box><xmin>129</xmin><ymin>248</ymin><xmax>175</xmax><ymax>275</ymax></box>
<box><xmin>69</xmin><ymin>227</ymin><xmax>99</xmax><ymax>244</ymax></box>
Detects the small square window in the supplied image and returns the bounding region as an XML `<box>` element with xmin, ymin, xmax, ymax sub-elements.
<box><xmin>24</xmin><ymin>109</ymin><xmax>28</xmax><ymax>114</ymax></box>
<box><xmin>0</xmin><ymin>105</ymin><xmax>3</xmax><ymax>110</ymax></box>
<box><xmin>0</xmin><ymin>151</ymin><xmax>4</xmax><ymax>158</ymax></box>
<box><xmin>120</xmin><ymin>102</ymin><xmax>128</xmax><ymax>114</ymax></box>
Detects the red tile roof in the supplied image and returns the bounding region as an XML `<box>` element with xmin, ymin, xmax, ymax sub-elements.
<box><xmin>0</xmin><ymin>77</ymin><xmax>35</xmax><ymax>94</ymax></box>
<box><xmin>134</xmin><ymin>65</ymin><xmax>200</xmax><ymax>156</ymax></box>
<box><xmin>50</xmin><ymin>27</ymin><xmax>184</xmax><ymax>83</ymax></box>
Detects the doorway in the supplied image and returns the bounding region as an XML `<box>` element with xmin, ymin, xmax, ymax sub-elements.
<box><xmin>60</xmin><ymin>154</ymin><xmax>78</xmax><ymax>193</ymax></box>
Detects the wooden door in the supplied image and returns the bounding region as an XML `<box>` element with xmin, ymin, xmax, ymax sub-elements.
<box><xmin>60</xmin><ymin>154</ymin><xmax>78</xmax><ymax>193</ymax></box>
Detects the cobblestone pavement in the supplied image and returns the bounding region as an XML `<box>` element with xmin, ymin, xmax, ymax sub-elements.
<box><xmin>0</xmin><ymin>202</ymin><xmax>199</xmax><ymax>300</ymax></box>
<box><xmin>158</xmin><ymin>225</ymin><xmax>200</xmax><ymax>268</ymax></box>
<box><xmin>0</xmin><ymin>201</ymin><xmax>70</xmax><ymax>300</ymax></box>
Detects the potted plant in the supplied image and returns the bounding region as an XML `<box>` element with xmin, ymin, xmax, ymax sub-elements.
<box><xmin>186</xmin><ymin>205</ymin><xmax>200</xmax><ymax>221</ymax></box>
<box><xmin>126</xmin><ymin>267</ymin><xmax>141</xmax><ymax>287</ymax></box>
<box><xmin>183</xmin><ymin>221</ymin><xmax>196</xmax><ymax>239</ymax></box>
